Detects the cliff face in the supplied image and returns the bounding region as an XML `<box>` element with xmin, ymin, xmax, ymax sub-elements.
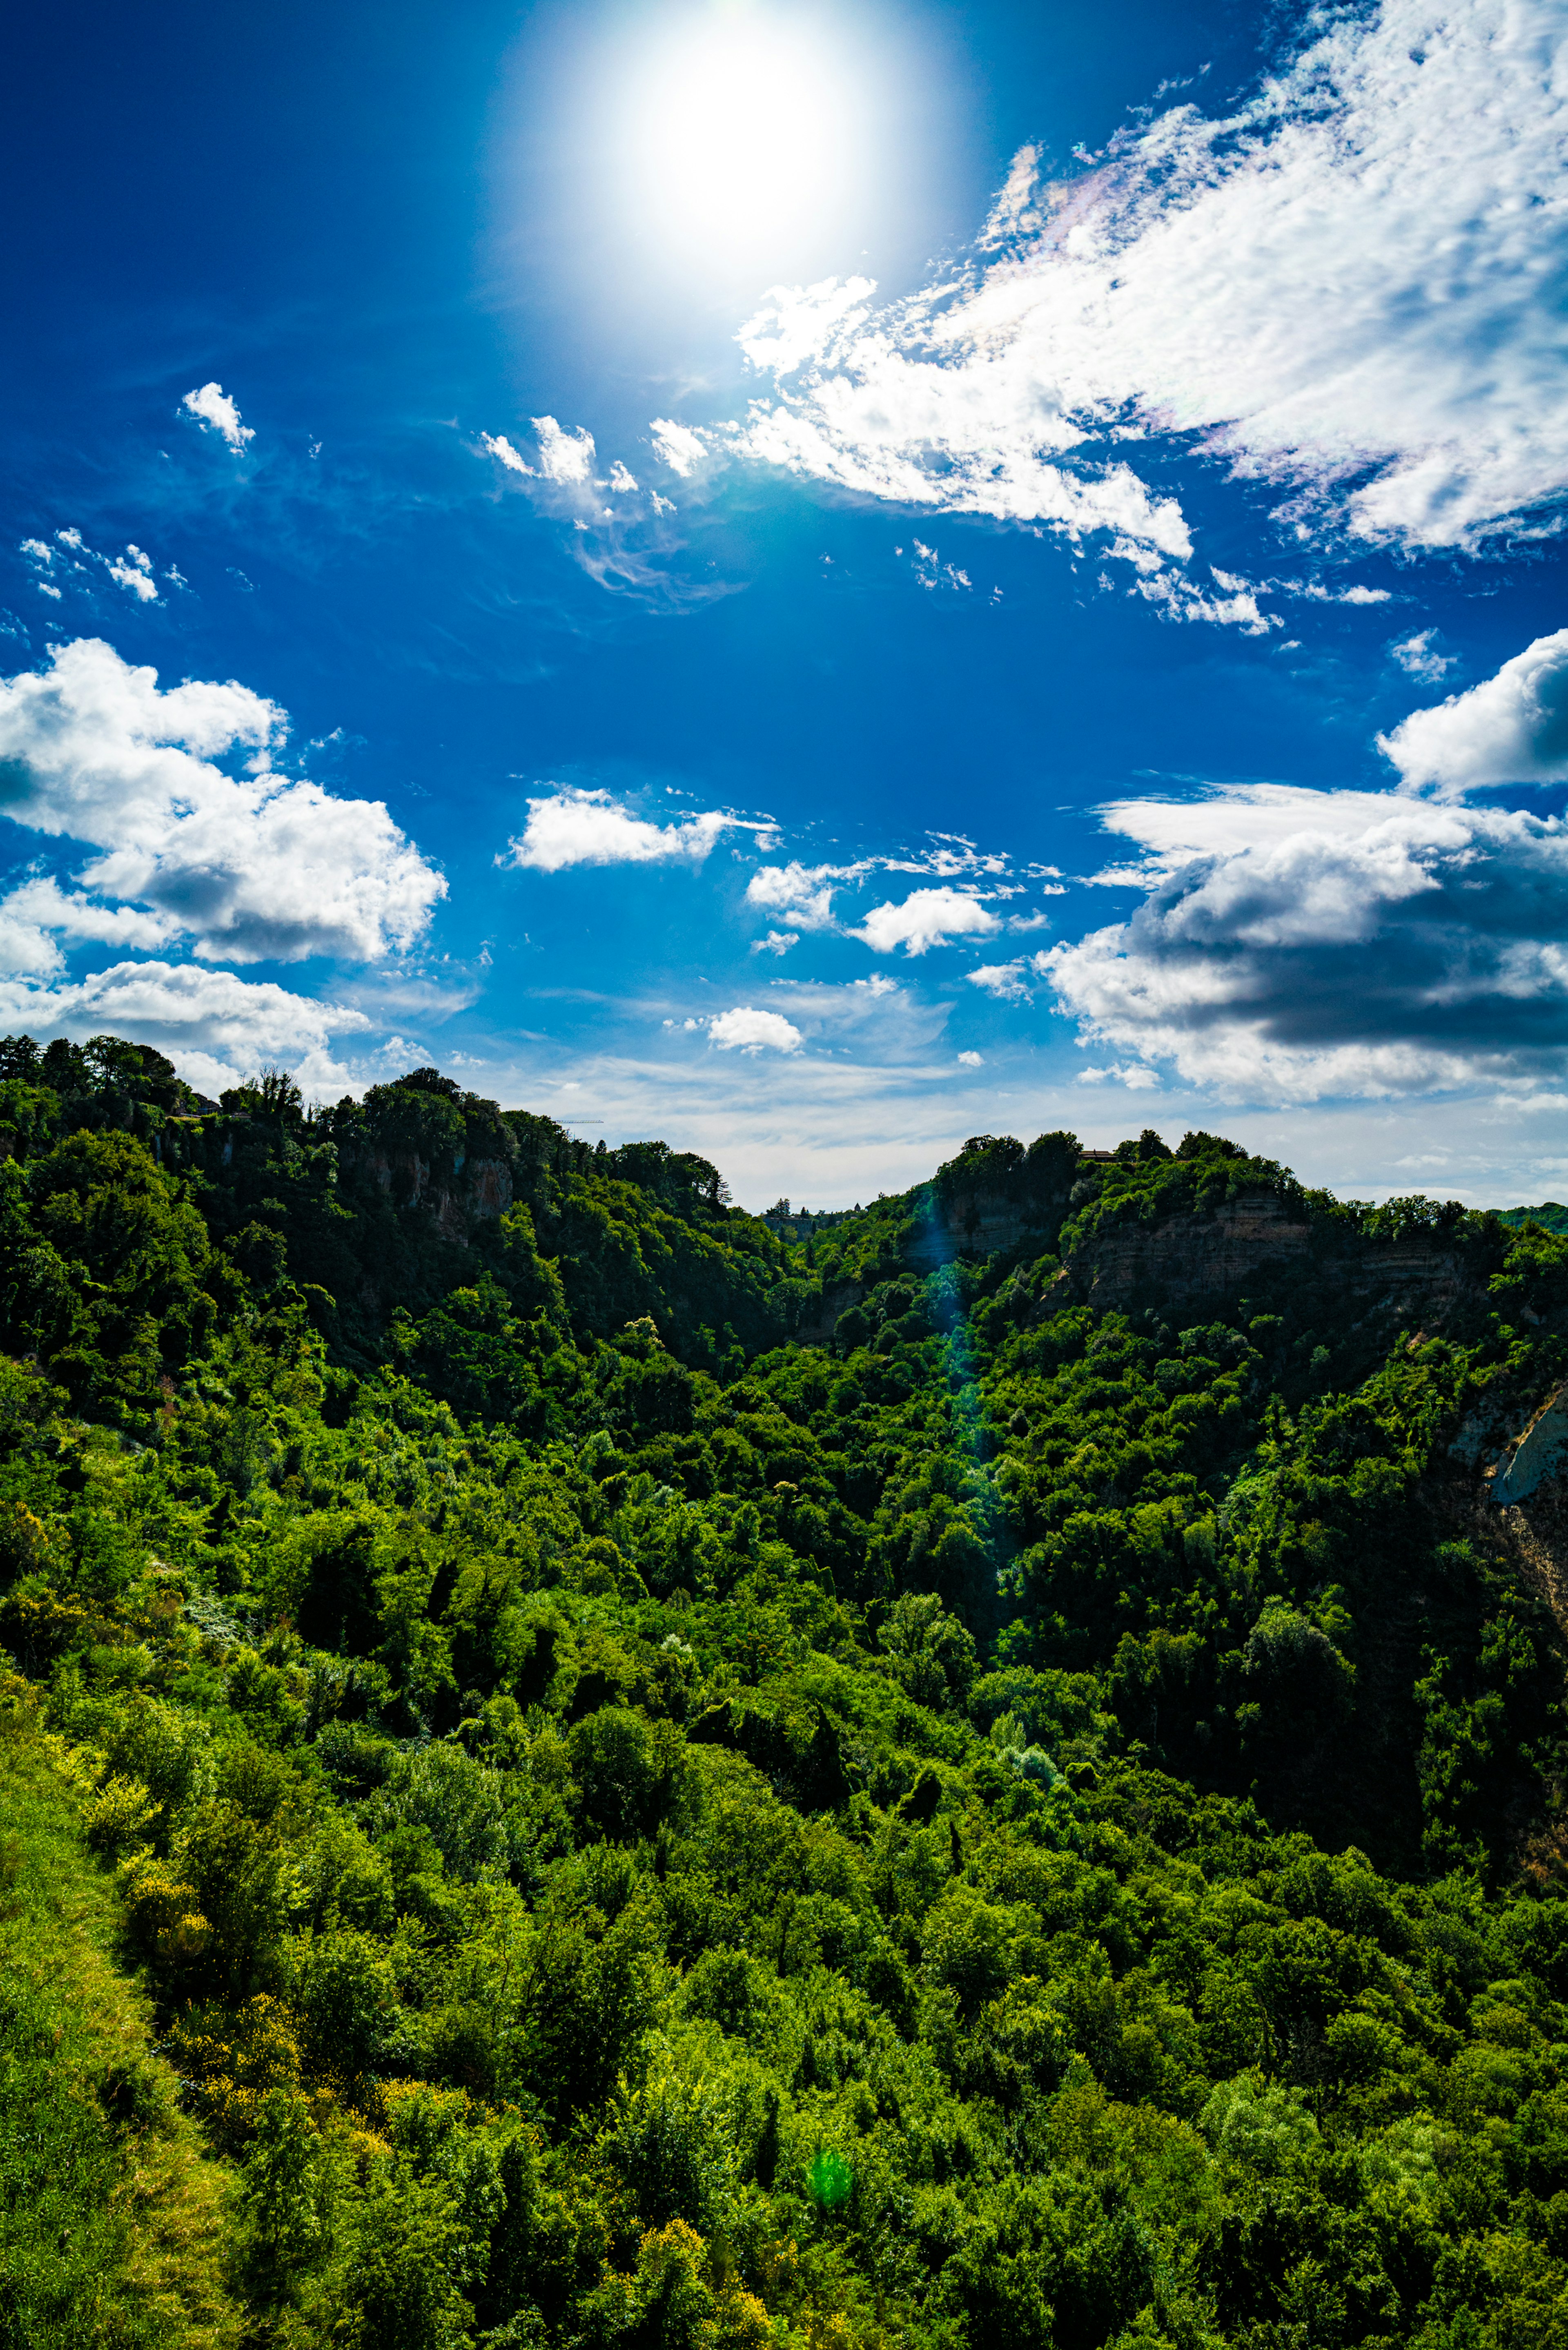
<box><xmin>904</xmin><ymin>1181</ymin><xmax>1073</xmax><ymax>1272</ymax></box>
<box><xmin>1052</xmin><ymin>1191</ymin><xmax>1477</xmax><ymax>1327</ymax></box>
<box><xmin>365</xmin><ymin>1149</ymin><xmax>515</xmax><ymax>1241</ymax></box>
<box><xmin>1056</xmin><ymin>1193</ymin><xmax>1314</xmax><ymax>1308</ymax></box>
<box><xmin>1496</xmin><ymin>1383</ymin><xmax>1568</xmax><ymax>1505</ymax></box>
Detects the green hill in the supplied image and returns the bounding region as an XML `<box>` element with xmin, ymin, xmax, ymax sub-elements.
<box><xmin>1494</xmin><ymin>1202</ymin><xmax>1568</xmax><ymax>1235</ymax></box>
<box><xmin>4</xmin><ymin>1043</ymin><xmax>1568</xmax><ymax>2350</ymax></box>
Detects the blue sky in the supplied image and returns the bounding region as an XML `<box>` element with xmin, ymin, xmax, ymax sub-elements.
<box><xmin>4</xmin><ymin>0</ymin><xmax>1568</xmax><ymax>1207</ymax></box>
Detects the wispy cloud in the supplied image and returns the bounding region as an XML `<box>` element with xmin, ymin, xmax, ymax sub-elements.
<box><xmin>1390</xmin><ymin>629</ymin><xmax>1456</xmax><ymax>685</ymax></box>
<box><xmin>476</xmin><ymin>415</ymin><xmax>726</xmax><ymax>606</ymax></box>
<box><xmin>646</xmin><ymin>0</ymin><xmax>1568</xmax><ymax>609</ymax></box>
<box><xmin>967</xmin><ymin>955</ymin><xmax>1049</xmax><ymax>1003</ymax></box>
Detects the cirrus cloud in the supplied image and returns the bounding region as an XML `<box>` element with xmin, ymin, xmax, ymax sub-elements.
<box><xmin>701</xmin><ymin>0</ymin><xmax>1568</xmax><ymax>573</ymax></box>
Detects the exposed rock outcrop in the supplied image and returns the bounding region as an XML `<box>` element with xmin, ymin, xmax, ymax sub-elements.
<box><xmin>904</xmin><ymin>1186</ymin><xmax>1067</xmax><ymax>1271</ymax></box>
<box><xmin>1053</xmin><ymin>1193</ymin><xmax>1476</xmax><ymax>1326</ymax></box>
<box><xmin>364</xmin><ymin>1148</ymin><xmax>514</xmax><ymax>1242</ymax></box>
<box><xmin>1496</xmin><ymin>1383</ymin><xmax>1568</xmax><ymax>1505</ymax></box>
<box><xmin>1055</xmin><ymin>1193</ymin><xmax>1315</xmax><ymax>1309</ymax></box>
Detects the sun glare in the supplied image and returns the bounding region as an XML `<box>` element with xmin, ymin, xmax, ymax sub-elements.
<box><xmin>626</xmin><ymin>6</ymin><xmax>864</xmax><ymax>265</ymax></box>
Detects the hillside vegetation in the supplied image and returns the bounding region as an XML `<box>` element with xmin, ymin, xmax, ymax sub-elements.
<box><xmin>5</xmin><ymin>1035</ymin><xmax>1568</xmax><ymax>2349</ymax></box>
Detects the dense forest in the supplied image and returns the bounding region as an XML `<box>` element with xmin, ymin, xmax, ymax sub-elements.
<box><xmin>6</xmin><ymin>1031</ymin><xmax>1568</xmax><ymax>2350</ymax></box>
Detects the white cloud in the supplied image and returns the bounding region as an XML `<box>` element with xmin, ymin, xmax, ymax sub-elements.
<box><xmin>532</xmin><ymin>417</ymin><xmax>596</xmax><ymax>484</ymax></box>
<box><xmin>1390</xmin><ymin>629</ymin><xmax>1456</xmax><ymax>684</ymax></box>
<box><xmin>957</xmin><ymin>1050</ymin><xmax>984</xmax><ymax>1067</ymax></box>
<box><xmin>751</xmin><ymin>929</ymin><xmax>799</xmax><ymax>955</ymax></box>
<box><xmin>1076</xmin><ymin>1061</ymin><xmax>1162</xmax><ymax>1090</ymax></box>
<box><xmin>745</xmin><ymin>859</ymin><xmax>863</xmax><ymax>930</ymax></box>
<box><xmin>737</xmin><ymin>276</ymin><xmax>878</xmax><ymax>376</ymax></box>
<box><xmin>20</xmin><ymin>530</ymin><xmax>165</xmax><ymax>606</ymax></box>
<box><xmin>1042</xmin><ymin>783</ymin><xmax>1568</xmax><ymax>1100</ymax></box>
<box><xmin>1380</xmin><ymin>629</ymin><xmax>1568</xmax><ymax>794</ymax></box>
<box><xmin>1134</xmin><ymin>566</ymin><xmax>1280</xmax><ymax>635</ymax></box>
<box><xmin>0</xmin><ymin>876</ymin><xmax>176</xmax><ymax>979</ymax></box>
<box><xmin>967</xmin><ymin>957</ymin><xmax>1045</xmax><ymax>1003</ymax></box>
<box><xmin>182</xmin><ymin>383</ymin><xmax>254</xmax><ymax>450</ymax></box>
<box><xmin>718</xmin><ymin>0</ymin><xmax>1568</xmax><ymax>561</ymax></box>
<box><xmin>852</xmin><ymin>886</ymin><xmax>1001</xmax><ymax>956</ymax></box>
<box><xmin>706</xmin><ymin>1005</ymin><xmax>803</xmax><ymax>1054</ymax></box>
<box><xmin>0</xmin><ymin>958</ymin><xmax>367</xmax><ymax>1077</ymax></box>
<box><xmin>650</xmin><ymin>419</ymin><xmax>708</xmax><ymax>477</ymax></box>
<box><xmin>481</xmin><ymin>432</ymin><xmax>533</xmax><ymax>475</ymax></box>
<box><xmin>0</xmin><ymin>638</ymin><xmax>445</xmax><ymax>963</ymax></box>
<box><xmin>482</xmin><ymin>419</ymin><xmax>599</xmax><ymax>485</ymax></box>
<box><xmin>501</xmin><ymin>786</ymin><xmax>750</xmax><ymax>872</ymax></box>
<box><xmin>106</xmin><ymin>545</ymin><xmax>158</xmax><ymax>604</ymax></box>
<box><xmin>608</xmin><ymin>461</ymin><xmax>639</xmax><ymax>493</ymax></box>
<box><xmin>910</xmin><ymin>539</ymin><xmax>972</xmax><ymax>594</ymax></box>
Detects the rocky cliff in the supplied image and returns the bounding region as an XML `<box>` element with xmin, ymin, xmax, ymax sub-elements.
<box><xmin>1052</xmin><ymin>1191</ymin><xmax>1477</xmax><ymax>1330</ymax></box>
<box><xmin>364</xmin><ymin>1148</ymin><xmax>514</xmax><ymax>1241</ymax></box>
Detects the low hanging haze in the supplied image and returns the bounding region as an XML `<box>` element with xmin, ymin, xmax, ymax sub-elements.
<box><xmin>4</xmin><ymin>0</ymin><xmax>1568</xmax><ymax>1206</ymax></box>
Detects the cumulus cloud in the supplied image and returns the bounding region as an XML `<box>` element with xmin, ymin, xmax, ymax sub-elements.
<box><xmin>182</xmin><ymin>383</ymin><xmax>254</xmax><ymax>450</ymax></box>
<box><xmin>650</xmin><ymin>420</ymin><xmax>708</xmax><ymax>478</ymax></box>
<box><xmin>706</xmin><ymin>1005</ymin><xmax>802</xmax><ymax>1054</ymax></box>
<box><xmin>21</xmin><ymin>530</ymin><xmax>167</xmax><ymax>606</ymax></box>
<box><xmin>0</xmin><ymin>638</ymin><xmax>445</xmax><ymax>963</ymax></box>
<box><xmin>0</xmin><ymin>876</ymin><xmax>175</xmax><ymax>979</ymax></box>
<box><xmin>480</xmin><ymin>417</ymin><xmax>598</xmax><ymax>484</ymax></box>
<box><xmin>1076</xmin><ymin>1061</ymin><xmax>1162</xmax><ymax>1090</ymax></box>
<box><xmin>1042</xmin><ymin>784</ymin><xmax>1568</xmax><ymax>1100</ymax></box>
<box><xmin>745</xmin><ymin>859</ymin><xmax>864</xmax><ymax>930</ymax></box>
<box><xmin>957</xmin><ymin>1050</ymin><xmax>984</xmax><ymax>1067</ymax></box>
<box><xmin>106</xmin><ymin>546</ymin><xmax>158</xmax><ymax>603</ymax></box>
<box><xmin>0</xmin><ymin>959</ymin><xmax>367</xmax><ymax>1078</ymax></box>
<box><xmin>533</xmin><ymin>417</ymin><xmax>596</xmax><ymax>485</ymax></box>
<box><xmin>1390</xmin><ymin>629</ymin><xmax>1456</xmax><ymax>684</ymax></box>
<box><xmin>708</xmin><ymin>0</ymin><xmax>1568</xmax><ymax>566</ymax></box>
<box><xmin>1380</xmin><ymin>630</ymin><xmax>1568</xmax><ymax>794</ymax></box>
<box><xmin>851</xmin><ymin>886</ymin><xmax>1001</xmax><ymax>956</ymax></box>
<box><xmin>501</xmin><ymin>787</ymin><xmax>760</xmax><ymax>873</ymax></box>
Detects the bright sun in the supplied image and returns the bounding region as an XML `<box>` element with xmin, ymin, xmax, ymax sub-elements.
<box><xmin>627</xmin><ymin>6</ymin><xmax>862</xmax><ymax>264</ymax></box>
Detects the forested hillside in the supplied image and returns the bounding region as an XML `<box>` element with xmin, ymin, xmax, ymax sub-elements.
<box><xmin>6</xmin><ymin>1034</ymin><xmax>1568</xmax><ymax>2350</ymax></box>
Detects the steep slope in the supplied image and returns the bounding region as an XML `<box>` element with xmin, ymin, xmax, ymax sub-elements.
<box><xmin>3</xmin><ymin>1045</ymin><xmax>1568</xmax><ymax>2350</ymax></box>
<box><xmin>0</xmin><ymin>1711</ymin><xmax>241</xmax><ymax>2347</ymax></box>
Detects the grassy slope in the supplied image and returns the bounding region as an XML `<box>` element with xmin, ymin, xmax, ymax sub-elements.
<box><xmin>0</xmin><ymin>1710</ymin><xmax>240</xmax><ymax>2349</ymax></box>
